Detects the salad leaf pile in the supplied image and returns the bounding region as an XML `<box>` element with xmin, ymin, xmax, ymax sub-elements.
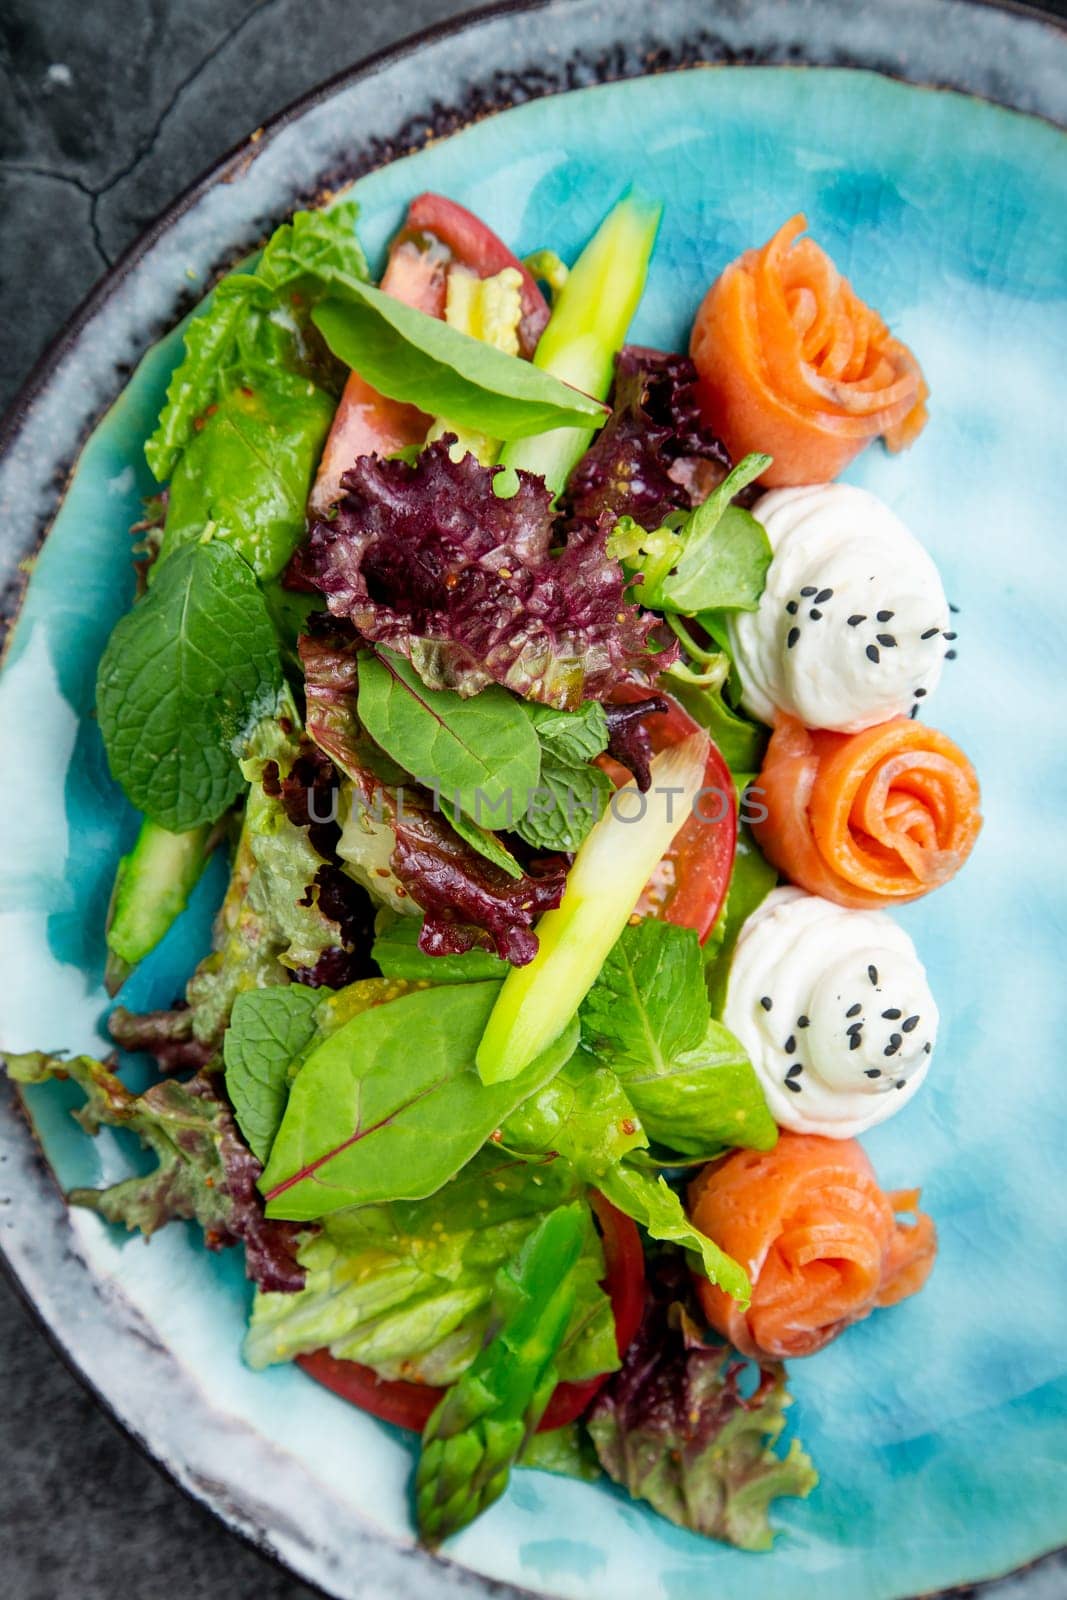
<box><xmin>4</xmin><ymin>189</ymin><xmax>821</xmax><ymax>1556</ymax></box>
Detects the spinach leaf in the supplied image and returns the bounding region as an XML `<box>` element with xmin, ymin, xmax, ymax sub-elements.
<box><xmin>372</xmin><ymin>912</ymin><xmax>509</xmax><ymax>984</ymax></box>
<box><xmin>670</xmin><ymin>677</ymin><xmax>767</xmax><ymax>776</ymax></box>
<box><xmin>356</xmin><ymin>647</ymin><xmax>542</xmax><ymax>829</ymax></box>
<box><xmin>161</xmin><ymin>379</ymin><xmax>335</xmax><ymax>581</ymax></box>
<box><xmin>512</xmin><ymin>699</ymin><xmax>612</xmax><ymax>852</ymax></box>
<box><xmin>96</xmin><ymin>541</ymin><xmax>282</xmax><ymax>831</ymax></box>
<box><xmin>582</xmin><ymin>920</ymin><xmax>777</xmax><ymax>1157</ymax></box>
<box><xmin>224</xmin><ymin>984</ymin><xmax>323</xmax><ymax>1162</ymax></box>
<box><xmin>261</xmin><ymin>982</ymin><xmax>578</xmax><ymax>1220</ymax></box>
<box><xmin>146</xmin><ymin>201</ymin><xmax>367</xmax><ymax>481</ymax></box>
<box><xmin>596</xmin><ymin>1163</ymin><xmax>751</xmax><ymax>1304</ymax></box>
<box><xmin>312</xmin><ymin>289</ymin><xmax>608</xmax><ymax>441</ymax></box>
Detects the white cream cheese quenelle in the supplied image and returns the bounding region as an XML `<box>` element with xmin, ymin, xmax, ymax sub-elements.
<box><xmin>723</xmin><ymin>887</ymin><xmax>938</xmax><ymax>1137</ymax></box>
<box><xmin>729</xmin><ymin>484</ymin><xmax>952</xmax><ymax>732</ymax></box>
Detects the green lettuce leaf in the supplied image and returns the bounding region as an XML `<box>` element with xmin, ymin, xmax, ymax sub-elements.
<box><xmin>501</xmin><ymin>1053</ymin><xmax>648</xmax><ymax>1179</ymax></box>
<box><xmin>705</xmin><ymin>825</ymin><xmax>779</xmax><ymax>1017</ymax></box>
<box><xmin>588</xmin><ymin>1264</ymin><xmax>817</xmax><ymax>1550</ymax></box>
<box><xmin>596</xmin><ymin>1164</ymin><xmax>750</xmax><ymax>1305</ymax></box>
<box><xmin>146</xmin><ymin>201</ymin><xmax>366</xmax><ymax>481</ymax></box>
<box><xmin>581</xmin><ymin>919</ymin><xmax>777</xmax><ymax>1157</ymax></box>
<box><xmin>245</xmin><ymin>1151</ymin><xmax>616</xmax><ymax>1387</ymax></box>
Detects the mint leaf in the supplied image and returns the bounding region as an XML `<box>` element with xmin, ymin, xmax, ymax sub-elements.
<box><xmin>513</xmin><ymin>699</ymin><xmax>612</xmax><ymax>852</ymax></box>
<box><xmin>261</xmin><ymin>982</ymin><xmax>578</xmax><ymax>1221</ymax></box>
<box><xmin>582</xmin><ymin>920</ymin><xmax>777</xmax><ymax>1157</ymax></box>
<box><xmin>224</xmin><ymin>984</ymin><xmax>323</xmax><ymax>1162</ymax></box>
<box><xmin>356</xmin><ymin>647</ymin><xmax>542</xmax><ymax>829</ymax></box>
<box><xmin>96</xmin><ymin>541</ymin><xmax>282</xmax><ymax>831</ymax></box>
<box><xmin>312</xmin><ymin>288</ymin><xmax>608</xmax><ymax>441</ymax></box>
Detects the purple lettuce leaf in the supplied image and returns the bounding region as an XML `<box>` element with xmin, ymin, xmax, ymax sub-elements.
<box><xmin>565</xmin><ymin>347</ymin><xmax>730</xmax><ymax>534</ymax></box>
<box><xmin>300</xmin><ymin>630</ymin><xmax>568</xmax><ymax>963</ymax></box>
<box><xmin>3</xmin><ymin>1051</ymin><xmax>304</xmax><ymax>1293</ymax></box>
<box><xmin>603</xmin><ymin>696</ymin><xmax>670</xmax><ymax>793</ymax></box>
<box><xmin>587</xmin><ymin>1252</ymin><xmax>817</xmax><ymax>1550</ymax></box>
<box><xmin>292</xmin><ymin>439</ymin><xmax>674</xmax><ymax>709</ymax></box>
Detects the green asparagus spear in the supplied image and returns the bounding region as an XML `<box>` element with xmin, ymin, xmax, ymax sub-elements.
<box><xmin>415</xmin><ymin>1202</ymin><xmax>586</xmax><ymax>1547</ymax></box>
<box><xmin>497</xmin><ymin>189</ymin><xmax>662</xmax><ymax>497</ymax></box>
<box><xmin>105</xmin><ymin>817</ymin><xmax>214</xmax><ymax>993</ymax></box>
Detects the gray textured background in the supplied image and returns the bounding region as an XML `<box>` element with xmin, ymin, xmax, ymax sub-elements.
<box><xmin>1</xmin><ymin>2</ymin><xmax>1065</xmax><ymax>1596</ymax></box>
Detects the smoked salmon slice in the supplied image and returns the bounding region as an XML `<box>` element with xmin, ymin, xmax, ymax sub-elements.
<box><xmin>752</xmin><ymin>714</ymin><xmax>981</xmax><ymax>910</ymax></box>
<box><xmin>690</xmin><ymin>215</ymin><xmax>929</xmax><ymax>486</ymax></box>
<box><xmin>688</xmin><ymin>1133</ymin><xmax>936</xmax><ymax>1360</ymax></box>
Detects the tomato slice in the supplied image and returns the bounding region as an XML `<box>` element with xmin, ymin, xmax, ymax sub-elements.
<box><xmin>309</xmin><ymin>193</ymin><xmax>550</xmax><ymax>515</ymax></box>
<box><xmin>403</xmin><ymin>192</ymin><xmax>551</xmax><ymax>358</ymax></box>
<box><xmin>608</xmin><ymin>683</ymin><xmax>738</xmax><ymax>942</ymax></box>
<box><xmin>296</xmin><ymin>1192</ymin><xmax>644</xmax><ymax>1433</ymax></box>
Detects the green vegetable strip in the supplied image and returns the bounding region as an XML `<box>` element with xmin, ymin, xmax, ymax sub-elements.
<box><xmin>416</xmin><ymin>1203</ymin><xmax>586</xmax><ymax>1548</ymax></box>
<box><xmin>498</xmin><ymin>189</ymin><xmax>662</xmax><ymax>496</ymax></box>
<box><xmin>105</xmin><ymin>817</ymin><xmax>213</xmax><ymax>993</ymax></box>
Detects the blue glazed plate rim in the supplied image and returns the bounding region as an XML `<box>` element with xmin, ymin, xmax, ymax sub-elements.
<box><xmin>1</xmin><ymin>3</ymin><xmax>1066</xmax><ymax>1598</ymax></box>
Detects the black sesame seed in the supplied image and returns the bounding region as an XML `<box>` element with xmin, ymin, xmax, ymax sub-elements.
<box><xmin>910</xmin><ymin>705</ymin><xmax>919</xmax><ymax>719</ymax></box>
<box><xmin>815</xmin><ymin>588</ymin><xmax>833</xmax><ymax>604</ymax></box>
<box><xmin>784</xmin><ymin>1078</ymin><xmax>802</xmax><ymax>1092</ymax></box>
<box><xmin>882</xmin><ymin>1008</ymin><xmax>902</xmax><ymax>1020</ymax></box>
<box><xmin>787</xmin><ymin>627</ymin><xmax>801</xmax><ymax>649</ymax></box>
<box><xmin>849</xmin><ymin>1035</ymin><xmax>862</xmax><ymax>1051</ymax></box>
<box><xmin>784</xmin><ymin>1035</ymin><xmax>797</xmax><ymax>1054</ymax></box>
<box><xmin>876</xmin><ymin>609</ymin><xmax>895</xmax><ymax>622</ymax></box>
<box><xmin>847</xmin><ymin>1022</ymin><xmax>864</xmax><ymax>1036</ymax></box>
<box><xmin>760</xmin><ymin>996</ymin><xmax>773</xmax><ymax>1012</ymax></box>
<box><xmin>800</xmin><ymin>585</ymin><xmax>817</xmax><ymax>597</ymax></box>
<box><xmin>797</xmin><ymin>1015</ymin><xmax>810</xmax><ymax>1028</ymax></box>
<box><xmin>846</xmin><ymin>1002</ymin><xmax>862</xmax><ymax>1018</ymax></box>
<box><xmin>914</xmin><ymin>687</ymin><xmax>927</xmax><ymax>698</ymax></box>
<box><xmin>921</xmin><ymin>627</ymin><xmax>940</xmax><ymax>640</ymax></box>
<box><xmin>868</xmin><ymin>965</ymin><xmax>879</xmax><ymax>985</ymax></box>
<box><xmin>949</xmin><ymin>602</ymin><xmax>960</xmax><ymax>614</ymax></box>
<box><xmin>943</xmin><ymin>631</ymin><xmax>957</xmax><ymax>641</ymax></box>
<box><xmin>786</xmin><ymin>599</ymin><xmax>798</xmax><ymax>615</ymax></box>
<box><xmin>847</xmin><ymin>614</ymin><xmax>866</xmax><ymax>627</ymax></box>
<box><xmin>877</xmin><ymin>633</ymin><xmax>897</xmax><ymax>648</ymax></box>
<box><xmin>866</xmin><ymin>644</ymin><xmax>880</xmax><ymax>664</ymax></box>
<box><xmin>896</xmin><ymin>1079</ymin><xmax>907</xmax><ymax>1090</ymax></box>
<box><xmin>786</xmin><ymin>1063</ymin><xmax>803</xmax><ymax>1080</ymax></box>
<box><xmin>902</xmin><ymin>1015</ymin><xmax>920</xmax><ymax>1033</ymax></box>
<box><xmin>865</xmin><ymin>1069</ymin><xmax>882</xmax><ymax>1079</ymax></box>
<box><xmin>885</xmin><ymin>1034</ymin><xmax>903</xmax><ymax>1056</ymax></box>
<box><xmin>924</xmin><ymin>1041</ymin><xmax>933</xmax><ymax>1054</ymax></box>
<box><xmin>945</xmin><ymin>649</ymin><xmax>957</xmax><ymax>660</ymax></box>
<box><xmin>809</xmin><ymin>608</ymin><xmax>823</xmax><ymax>621</ymax></box>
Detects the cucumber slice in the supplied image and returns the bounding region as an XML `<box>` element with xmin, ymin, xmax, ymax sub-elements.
<box><xmin>105</xmin><ymin>817</ymin><xmax>212</xmax><ymax>993</ymax></box>
<box><xmin>476</xmin><ymin>732</ymin><xmax>709</xmax><ymax>1083</ymax></box>
<box><xmin>498</xmin><ymin>189</ymin><xmax>662</xmax><ymax>496</ymax></box>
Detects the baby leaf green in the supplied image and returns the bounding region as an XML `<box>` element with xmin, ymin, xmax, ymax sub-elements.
<box><xmin>356</xmin><ymin>648</ymin><xmax>542</xmax><ymax>829</ymax></box>
<box><xmin>311</xmin><ymin>288</ymin><xmax>608</xmax><ymax>441</ymax></box>
<box><xmin>261</xmin><ymin>983</ymin><xmax>579</xmax><ymax>1220</ymax></box>
<box><xmin>96</xmin><ymin>541</ymin><xmax>282</xmax><ymax>832</ymax></box>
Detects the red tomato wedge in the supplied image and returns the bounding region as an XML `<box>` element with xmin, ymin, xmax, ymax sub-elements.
<box><xmin>606</xmin><ymin>685</ymin><xmax>737</xmax><ymax>943</ymax></box>
<box><xmin>309</xmin><ymin>193</ymin><xmax>551</xmax><ymax>514</ymax></box>
<box><xmin>296</xmin><ymin>1192</ymin><xmax>644</xmax><ymax>1433</ymax></box>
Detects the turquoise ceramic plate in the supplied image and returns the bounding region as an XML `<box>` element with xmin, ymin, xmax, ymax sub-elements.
<box><xmin>2</xmin><ymin>4</ymin><xmax>1066</xmax><ymax>1598</ymax></box>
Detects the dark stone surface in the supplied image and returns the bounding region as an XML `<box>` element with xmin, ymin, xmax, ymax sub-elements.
<box><xmin>1</xmin><ymin>2</ymin><xmax>1065</xmax><ymax>1596</ymax></box>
